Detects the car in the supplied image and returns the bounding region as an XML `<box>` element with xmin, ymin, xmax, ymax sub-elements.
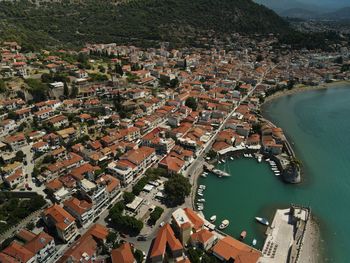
<box><xmin>74</xmin><ymin>234</ymin><xmax>81</xmax><ymax>241</ymax></box>
<box><xmin>93</xmin><ymin>216</ymin><xmax>100</xmax><ymax>223</ymax></box>
<box><xmin>23</xmin><ymin>160</ymin><xmax>27</xmax><ymax>165</ymax></box>
<box><xmin>137</xmin><ymin>236</ymin><xmax>147</xmax><ymax>241</ymax></box>
<box><xmin>159</xmin><ymin>221</ymin><xmax>165</xmax><ymax>227</ymax></box>
<box><xmin>120</xmin><ymin>233</ymin><xmax>127</xmax><ymax>238</ymax></box>
<box><xmin>27</xmin><ymin>187</ymin><xmax>32</xmax><ymax>191</ymax></box>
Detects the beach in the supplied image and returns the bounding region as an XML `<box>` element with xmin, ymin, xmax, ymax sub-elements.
<box><xmin>263</xmin><ymin>80</ymin><xmax>350</xmax><ymax>104</ymax></box>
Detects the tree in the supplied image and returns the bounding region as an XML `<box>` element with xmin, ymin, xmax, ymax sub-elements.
<box><xmin>15</xmin><ymin>151</ymin><xmax>25</xmax><ymax>162</ymax></box>
<box><xmin>207</xmin><ymin>150</ymin><xmax>217</xmax><ymax>160</ymax></box>
<box><xmin>115</xmin><ymin>63</ymin><xmax>123</xmax><ymax>76</ymax></box>
<box><xmin>63</xmin><ymin>82</ymin><xmax>69</xmax><ymax>97</ymax></box>
<box><xmin>164</xmin><ymin>174</ymin><xmax>191</xmax><ymax>207</ymax></box>
<box><xmin>133</xmin><ymin>249</ymin><xmax>144</xmax><ymax>263</ymax></box>
<box><xmin>123</xmin><ymin>192</ymin><xmax>135</xmax><ymax>204</ymax></box>
<box><xmin>106</xmin><ymin>231</ymin><xmax>117</xmax><ymax>245</ymax></box>
<box><xmin>42</xmin><ymin>155</ymin><xmax>55</xmax><ymax>164</ymax></box>
<box><xmin>26</xmin><ymin>222</ymin><xmax>35</xmax><ymax>231</ymax></box>
<box><xmin>70</xmin><ymin>84</ymin><xmax>79</xmax><ymax>98</ymax></box>
<box><xmin>185</xmin><ymin>97</ymin><xmax>198</xmax><ymax>111</ymax></box>
<box><xmin>148</xmin><ymin>206</ymin><xmax>164</xmax><ymax>225</ymax></box>
<box><xmin>7</xmin><ymin>111</ymin><xmax>18</xmax><ymax>120</ymax></box>
<box><xmin>170</xmin><ymin>78</ymin><xmax>179</xmax><ymax>88</ymax></box>
<box><xmin>0</xmin><ymin>80</ymin><xmax>6</xmax><ymax>93</ymax></box>
<box><xmin>256</xmin><ymin>54</ymin><xmax>263</xmax><ymax>62</ymax></box>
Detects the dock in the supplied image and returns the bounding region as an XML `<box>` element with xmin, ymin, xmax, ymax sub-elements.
<box><xmin>259</xmin><ymin>205</ymin><xmax>311</xmax><ymax>263</ymax></box>
<box><xmin>203</xmin><ymin>162</ymin><xmax>230</xmax><ymax>177</ymax></box>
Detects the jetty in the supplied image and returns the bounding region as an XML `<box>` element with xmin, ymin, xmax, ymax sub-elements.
<box><xmin>259</xmin><ymin>205</ymin><xmax>312</xmax><ymax>263</ymax></box>
<box><xmin>203</xmin><ymin>162</ymin><xmax>230</xmax><ymax>177</ymax></box>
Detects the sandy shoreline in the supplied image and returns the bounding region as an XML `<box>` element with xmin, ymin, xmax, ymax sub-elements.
<box><xmin>262</xmin><ymin>80</ymin><xmax>350</xmax><ymax>104</ymax></box>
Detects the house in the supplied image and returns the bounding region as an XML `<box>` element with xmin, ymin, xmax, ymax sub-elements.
<box><xmin>159</xmin><ymin>155</ymin><xmax>185</xmax><ymax>175</ymax></box>
<box><xmin>111</xmin><ymin>242</ymin><xmax>136</xmax><ymax>263</ymax></box>
<box><xmin>16</xmin><ymin>230</ymin><xmax>56</xmax><ymax>263</ymax></box>
<box><xmin>95</xmin><ymin>174</ymin><xmax>121</xmax><ymax>200</ymax></box>
<box><xmin>211</xmin><ymin>236</ymin><xmax>261</xmax><ymax>262</ymax></box>
<box><xmin>108</xmin><ymin>146</ymin><xmax>156</xmax><ymax>185</ymax></box>
<box><xmin>1</xmin><ymin>241</ymin><xmax>35</xmax><ymax>263</ymax></box>
<box><xmin>32</xmin><ymin>141</ymin><xmax>50</xmax><ymax>153</ymax></box>
<box><xmin>149</xmin><ymin>224</ymin><xmax>183</xmax><ymax>263</ymax></box>
<box><xmin>78</xmin><ymin>179</ymin><xmax>109</xmax><ymax>215</ymax></box>
<box><xmin>63</xmin><ymin>197</ymin><xmax>94</xmax><ymax>227</ymax></box>
<box><xmin>46</xmin><ymin>115</ymin><xmax>69</xmax><ymax>129</ymax></box>
<box><xmin>57</xmin><ymin>224</ymin><xmax>108</xmax><ymax>263</ymax></box>
<box><xmin>34</xmin><ymin>108</ymin><xmax>55</xmax><ymax>121</ymax></box>
<box><xmin>3</xmin><ymin>167</ymin><xmax>25</xmax><ymax>188</ymax></box>
<box><xmin>172</xmin><ymin>208</ymin><xmax>205</xmax><ymax>245</ymax></box>
<box><xmin>0</xmin><ymin>119</ymin><xmax>17</xmax><ymax>135</ymax></box>
<box><xmin>43</xmin><ymin>204</ymin><xmax>78</xmax><ymax>242</ymax></box>
<box><xmin>3</xmin><ymin>133</ymin><xmax>27</xmax><ymax>150</ymax></box>
<box><xmin>56</xmin><ymin>127</ymin><xmax>76</xmax><ymax>142</ymax></box>
<box><xmin>190</xmin><ymin>229</ymin><xmax>217</xmax><ymax>251</ymax></box>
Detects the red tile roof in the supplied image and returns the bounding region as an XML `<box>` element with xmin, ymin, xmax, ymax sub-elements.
<box><xmin>111</xmin><ymin>243</ymin><xmax>135</xmax><ymax>263</ymax></box>
<box><xmin>150</xmin><ymin>224</ymin><xmax>183</xmax><ymax>259</ymax></box>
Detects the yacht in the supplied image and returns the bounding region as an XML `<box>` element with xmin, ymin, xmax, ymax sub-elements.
<box><xmin>219</xmin><ymin>219</ymin><xmax>230</xmax><ymax>230</ymax></box>
<box><xmin>255</xmin><ymin>217</ymin><xmax>269</xmax><ymax>226</ymax></box>
<box><xmin>201</xmin><ymin>173</ymin><xmax>207</xmax><ymax>178</ymax></box>
<box><xmin>210</xmin><ymin>215</ymin><xmax>217</xmax><ymax>222</ymax></box>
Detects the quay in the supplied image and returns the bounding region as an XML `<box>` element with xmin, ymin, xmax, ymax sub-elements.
<box><xmin>203</xmin><ymin>162</ymin><xmax>230</xmax><ymax>177</ymax></box>
<box><xmin>259</xmin><ymin>205</ymin><xmax>312</xmax><ymax>263</ymax></box>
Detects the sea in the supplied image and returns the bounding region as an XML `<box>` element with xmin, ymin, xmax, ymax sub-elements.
<box><xmin>199</xmin><ymin>83</ymin><xmax>350</xmax><ymax>262</ymax></box>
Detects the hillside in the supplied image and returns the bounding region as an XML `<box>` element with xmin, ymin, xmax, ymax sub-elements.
<box><xmin>0</xmin><ymin>0</ymin><xmax>290</xmax><ymax>50</ymax></box>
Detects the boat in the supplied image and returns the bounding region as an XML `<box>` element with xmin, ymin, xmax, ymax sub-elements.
<box><xmin>255</xmin><ymin>217</ymin><xmax>269</xmax><ymax>226</ymax></box>
<box><xmin>252</xmin><ymin>239</ymin><xmax>257</xmax><ymax>246</ymax></box>
<box><xmin>198</xmin><ymin>198</ymin><xmax>205</xmax><ymax>202</ymax></box>
<box><xmin>197</xmin><ymin>207</ymin><xmax>203</xmax><ymax>211</ymax></box>
<box><xmin>230</xmin><ymin>157</ymin><xmax>234</xmax><ymax>160</ymax></box>
<box><xmin>222</xmin><ymin>160</ymin><xmax>226</xmax><ymax>163</ymax></box>
<box><xmin>210</xmin><ymin>215</ymin><xmax>217</xmax><ymax>222</ymax></box>
<box><xmin>219</xmin><ymin>219</ymin><xmax>230</xmax><ymax>230</ymax></box>
<box><xmin>257</xmin><ymin>156</ymin><xmax>262</xmax><ymax>163</ymax></box>
<box><xmin>201</xmin><ymin>174</ymin><xmax>207</xmax><ymax>178</ymax></box>
<box><xmin>240</xmin><ymin>231</ymin><xmax>247</xmax><ymax>240</ymax></box>
<box><xmin>218</xmin><ymin>161</ymin><xmax>222</xmax><ymax>164</ymax></box>
<box><xmin>197</xmin><ymin>192</ymin><xmax>203</xmax><ymax>197</ymax></box>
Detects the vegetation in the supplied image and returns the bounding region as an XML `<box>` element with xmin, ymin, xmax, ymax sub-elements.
<box><xmin>123</xmin><ymin>191</ymin><xmax>135</xmax><ymax>204</ymax></box>
<box><xmin>185</xmin><ymin>97</ymin><xmax>198</xmax><ymax>111</ymax></box>
<box><xmin>24</xmin><ymin>79</ymin><xmax>49</xmax><ymax>102</ymax></box>
<box><xmin>0</xmin><ymin>0</ymin><xmax>289</xmax><ymax>50</ymax></box>
<box><xmin>0</xmin><ymin>193</ymin><xmax>46</xmax><ymax>234</ymax></box>
<box><xmin>109</xmin><ymin>201</ymin><xmax>143</xmax><ymax>236</ymax></box>
<box><xmin>148</xmin><ymin>206</ymin><xmax>164</xmax><ymax>225</ymax></box>
<box><xmin>164</xmin><ymin>174</ymin><xmax>191</xmax><ymax>207</ymax></box>
<box><xmin>132</xmin><ymin>168</ymin><xmax>166</xmax><ymax>195</ymax></box>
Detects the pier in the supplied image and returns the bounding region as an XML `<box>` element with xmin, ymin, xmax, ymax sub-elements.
<box><xmin>259</xmin><ymin>205</ymin><xmax>311</xmax><ymax>263</ymax></box>
<box><xmin>203</xmin><ymin>162</ymin><xmax>230</xmax><ymax>177</ymax></box>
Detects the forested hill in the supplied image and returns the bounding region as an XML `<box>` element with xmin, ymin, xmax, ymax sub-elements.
<box><xmin>0</xmin><ymin>0</ymin><xmax>290</xmax><ymax>50</ymax></box>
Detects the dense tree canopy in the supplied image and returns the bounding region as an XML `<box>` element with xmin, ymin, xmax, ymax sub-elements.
<box><xmin>164</xmin><ymin>174</ymin><xmax>191</xmax><ymax>206</ymax></box>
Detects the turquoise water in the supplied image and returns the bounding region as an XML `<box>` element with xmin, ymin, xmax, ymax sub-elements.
<box><xmin>200</xmin><ymin>84</ymin><xmax>350</xmax><ymax>262</ymax></box>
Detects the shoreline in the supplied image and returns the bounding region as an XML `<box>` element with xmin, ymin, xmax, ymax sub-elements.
<box><xmin>262</xmin><ymin>80</ymin><xmax>350</xmax><ymax>105</ymax></box>
<box><xmin>299</xmin><ymin>216</ymin><xmax>323</xmax><ymax>263</ymax></box>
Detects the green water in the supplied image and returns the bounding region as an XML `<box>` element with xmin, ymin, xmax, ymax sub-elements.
<box><xmin>200</xmin><ymin>84</ymin><xmax>350</xmax><ymax>262</ymax></box>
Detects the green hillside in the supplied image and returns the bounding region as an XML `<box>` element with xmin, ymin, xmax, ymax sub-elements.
<box><xmin>0</xmin><ymin>0</ymin><xmax>290</xmax><ymax>49</ymax></box>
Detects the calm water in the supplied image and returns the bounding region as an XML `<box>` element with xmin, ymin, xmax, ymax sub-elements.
<box><xmin>200</xmin><ymin>84</ymin><xmax>350</xmax><ymax>262</ymax></box>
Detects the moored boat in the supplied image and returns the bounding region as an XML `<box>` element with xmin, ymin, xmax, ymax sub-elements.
<box><xmin>255</xmin><ymin>217</ymin><xmax>269</xmax><ymax>226</ymax></box>
<box><xmin>252</xmin><ymin>239</ymin><xmax>257</xmax><ymax>246</ymax></box>
<box><xmin>240</xmin><ymin>230</ymin><xmax>247</xmax><ymax>239</ymax></box>
<box><xmin>210</xmin><ymin>215</ymin><xmax>217</xmax><ymax>222</ymax></box>
<box><xmin>219</xmin><ymin>219</ymin><xmax>229</xmax><ymax>229</ymax></box>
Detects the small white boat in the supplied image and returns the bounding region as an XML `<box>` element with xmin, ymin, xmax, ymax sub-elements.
<box><xmin>219</xmin><ymin>219</ymin><xmax>230</xmax><ymax>230</ymax></box>
<box><xmin>198</xmin><ymin>198</ymin><xmax>205</xmax><ymax>202</ymax></box>
<box><xmin>201</xmin><ymin>174</ymin><xmax>207</xmax><ymax>178</ymax></box>
<box><xmin>222</xmin><ymin>160</ymin><xmax>226</xmax><ymax>163</ymax></box>
<box><xmin>197</xmin><ymin>207</ymin><xmax>203</xmax><ymax>211</ymax></box>
<box><xmin>255</xmin><ymin>217</ymin><xmax>269</xmax><ymax>226</ymax></box>
<box><xmin>210</xmin><ymin>215</ymin><xmax>217</xmax><ymax>222</ymax></box>
<box><xmin>219</xmin><ymin>161</ymin><xmax>222</xmax><ymax>164</ymax></box>
<box><xmin>230</xmin><ymin>157</ymin><xmax>234</xmax><ymax>160</ymax></box>
<box><xmin>252</xmin><ymin>239</ymin><xmax>257</xmax><ymax>246</ymax></box>
<box><xmin>197</xmin><ymin>192</ymin><xmax>203</xmax><ymax>197</ymax></box>
<box><xmin>266</xmin><ymin>158</ymin><xmax>270</xmax><ymax>161</ymax></box>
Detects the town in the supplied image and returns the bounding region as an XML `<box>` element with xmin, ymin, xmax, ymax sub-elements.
<box><xmin>0</xmin><ymin>35</ymin><xmax>349</xmax><ymax>263</ymax></box>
